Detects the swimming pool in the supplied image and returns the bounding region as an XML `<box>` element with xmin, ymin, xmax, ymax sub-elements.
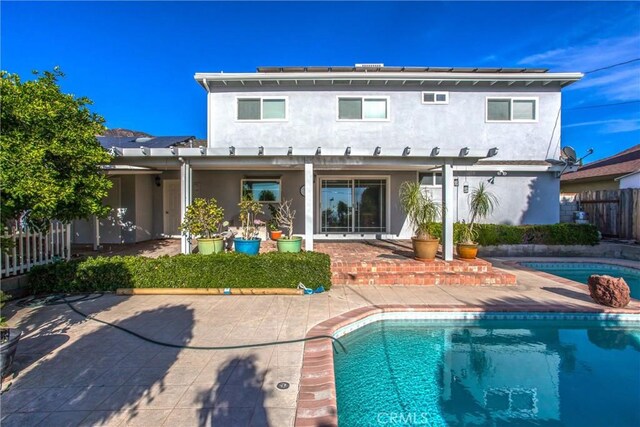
<box><xmin>334</xmin><ymin>315</ymin><xmax>640</xmax><ymax>427</ymax></box>
<box><xmin>521</xmin><ymin>262</ymin><xmax>640</xmax><ymax>299</ymax></box>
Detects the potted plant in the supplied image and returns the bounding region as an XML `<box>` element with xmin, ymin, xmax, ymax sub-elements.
<box><xmin>1</xmin><ymin>291</ymin><xmax>21</xmax><ymax>379</ymax></box>
<box><xmin>267</xmin><ymin>204</ymin><xmax>282</xmax><ymax>240</ymax></box>
<box><xmin>234</xmin><ymin>196</ymin><xmax>264</xmax><ymax>255</ymax></box>
<box><xmin>275</xmin><ymin>199</ymin><xmax>302</xmax><ymax>253</ymax></box>
<box><xmin>179</xmin><ymin>198</ymin><xmax>226</xmax><ymax>255</ymax></box>
<box><xmin>457</xmin><ymin>182</ymin><xmax>498</xmax><ymax>259</ymax></box>
<box><xmin>399</xmin><ymin>181</ymin><xmax>441</xmax><ymax>261</ymax></box>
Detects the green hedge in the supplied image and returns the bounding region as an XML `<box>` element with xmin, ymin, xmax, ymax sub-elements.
<box><xmin>429</xmin><ymin>223</ymin><xmax>599</xmax><ymax>246</ymax></box>
<box><xmin>28</xmin><ymin>251</ymin><xmax>332</xmax><ymax>294</ymax></box>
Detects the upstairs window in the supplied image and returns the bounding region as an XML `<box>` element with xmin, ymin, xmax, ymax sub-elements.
<box><xmin>338</xmin><ymin>97</ymin><xmax>389</xmax><ymax>120</ymax></box>
<box><xmin>487</xmin><ymin>98</ymin><xmax>537</xmax><ymax>122</ymax></box>
<box><xmin>422</xmin><ymin>91</ymin><xmax>449</xmax><ymax>104</ymax></box>
<box><xmin>237</xmin><ymin>97</ymin><xmax>287</xmax><ymax>121</ymax></box>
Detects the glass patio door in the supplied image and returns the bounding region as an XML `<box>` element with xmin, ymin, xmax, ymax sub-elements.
<box><xmin>320</xmin><ymin>178</ymin><xmax>386</xmax><ymax>233</ymax></box>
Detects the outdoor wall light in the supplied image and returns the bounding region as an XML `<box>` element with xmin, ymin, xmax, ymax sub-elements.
<box><xmin>155</xmin><ymin>176</ymin><xmax>162</xmax><ymax>187</ymax></box>
<box><xmin>488</xmin><ymin>177</ymin><xmax>496</xmax><ymax>184</ymax></box>
<box><xmin>258</xmin><ymin>146</ymin><xmax>264</xmax><ymax>156</ymax></box>
<box><xmin>431</xmin><ymin>147</ymin><xmax>440</xmax><ymax>156</ymax></box>
<box><xmin>316</xmin><ymin>147</ymin><xmax>322</xmax><ymax>155</ymax></box>
<box><xmin>463</xmin><ymin>184</ymin><xmax>469</xmax><ymax>193</ymax></box>
<box><xmin>403</xmin><ymin>146</ymin><xmax>411</xmax><ymax>156</ymax></box>
<box><xmin>170</xmin><ymin>146</ymin><xmax>177</xmax><ymax>155</ymax></box>
<box><xmin>109</xmin><ymin>147</ymin><xmax>119</xmax><ymax>157</ymax></box>
<box><xmin>140</xmin><ymin>146</ymin><xmax>149</xmax><ymax>156</ymax></box>
<box><xmin>345</xmin><ymin>147</ymin><xmax>351</xmax><ymax>156</ymax></box>
<box><xmin>288</xmin><ymin>146</ymin><xmax>293</xmax><ymax>156</ymax></box>
<box><xmin>374</xmin><ymin>146</ymin><xmax>381</xmax><ymax>156</ymax></box>
<box><xmin>229</xmin><ymin>146</ymin><xmax>235</xmax><ymax>155</ymax></box>
<box><xmin>460</xmin><ymin>147</ymin><xmax>470</xmax><ymax>156</ymax></box>
<box><xmin>454</xmin><ymin>177</ymin><xmax>459</xmax><ymax>187</ymax></box>
<box><xmin>488</xmin><ymin>147</ymin><xmax>499</xmax><ymax>157</ymax></box>
<box><xmin>199</xmin><ymin>146</ymin><xmax>206</xmax><ymax>155</ymax></box>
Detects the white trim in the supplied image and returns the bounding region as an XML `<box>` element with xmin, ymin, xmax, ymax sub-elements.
<box><xmin>235</xmin><ymin>96</ymin><xmax>289</xmax><ymax>122</ymax></box>
<box><xmin>336</xmin><ymin>96</ymin><xmax>391</xmax><ymax>122</ymax></box>
<box><xmin>614</xmin><ymin>169</ymin><xmax>640</xmax><ymax>181</ymax></box>
<box><xmin>421</xmin><ymin>91</ymin><xmax>449</xmax><ymax>105</ymax></box>
<box><xmin>240</xmin><ymin>178</ymin><xmax>282</xmax><ymax>203</ymax></box>
<box><xmin>195</xmin><ymin>71</ymin><xmax>584</xmax><ymax>89</ymax></box>
<box><xmin>316</xmin><ymin>175</ymin><xmax>391</xmax><ymax>234</ymax></box>
<box><xmin>486</xmin><ymin>96</ymin><xmax>539</xmax><ymax>123</ymax></box>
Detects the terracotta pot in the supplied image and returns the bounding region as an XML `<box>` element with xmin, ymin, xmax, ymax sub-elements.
<box><xmin>270</xmin><ymin>230</ymin><xmax>283</xmax><ymax>240</ymax></box>
<box><xmin>457</xmin><ymin>243</ymin><xmax>478</xmax><ymax>259</ymax></box>
<box><xmin>411</xmin><ymin>237</ymin><xmax>439</xmax><ymax>261</ymax></box>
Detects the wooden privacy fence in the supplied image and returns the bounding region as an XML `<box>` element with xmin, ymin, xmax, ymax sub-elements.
<box><xmin>576</xmin><ymin>189</ymin><xmax>640</xmax><ymax>241</ymax></box>
<box><xmin>1</xmin><ymin>222</ymin><xmax>71</xmax><ymax>278</ymax></box>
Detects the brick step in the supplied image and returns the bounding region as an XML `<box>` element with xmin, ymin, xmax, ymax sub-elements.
<box><xmin>332</xmin><ymin>271</ymin><xmax>517</xmax><ymax>286</ymax></box>
<box><xmin>331</xmin><ymin>260</ymin><xmax>492</xmax><ymax>275</ymax></box>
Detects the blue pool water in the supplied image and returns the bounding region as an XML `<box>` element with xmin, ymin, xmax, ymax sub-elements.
<box><xmin>521</xmin><ymin>262</ymin><xmax>640</xmax><ymax>299</ymax></box>
<box><xmin>334</xmin><ymin>318</ymin><xmax>640</xmax><ymax>426</ymax></box>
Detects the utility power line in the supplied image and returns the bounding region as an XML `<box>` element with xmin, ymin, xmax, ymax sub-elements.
<box><xmin>584</xmin><ymin>58</ymin><xmax>640</xmax><ymax>74</ymax></box>
<box><xmin>566</xmin><ymin>100</ymin><xmax>640</xmax><ymax>110</ymax></box>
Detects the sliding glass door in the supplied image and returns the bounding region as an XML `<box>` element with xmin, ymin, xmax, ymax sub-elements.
<box><xmin>320</xmin><ymin>178</ymin><xmax>387</xmax><ymax>233</ymax></box>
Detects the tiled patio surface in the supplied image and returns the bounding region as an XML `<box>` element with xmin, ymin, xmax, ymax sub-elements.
<box><xmin>2</xmin><ymin>256</ymin><xmax>639</xmax><ymax>426</ymax></box>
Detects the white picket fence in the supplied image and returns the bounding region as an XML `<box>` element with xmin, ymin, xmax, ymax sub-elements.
<box><xmin>1</xmin><ymin>222</ymin><xmax>71</xmax><ymax>278</ymax></box>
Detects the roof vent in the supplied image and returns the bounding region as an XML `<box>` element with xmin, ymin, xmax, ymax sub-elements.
<box><xmin>355</xmin><ymin>63</ymin><xmax>384</xmax><ymax>69</ymax></box>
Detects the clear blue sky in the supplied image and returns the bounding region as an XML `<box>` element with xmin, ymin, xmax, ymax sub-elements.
<box><xmin>2</xmin><ymin>1</ymin><xmax>639</xmax><ymax>161</ymax></box>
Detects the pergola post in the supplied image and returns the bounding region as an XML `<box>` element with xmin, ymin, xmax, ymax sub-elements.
<box><xmin>304</xmin><ymin>162</ymin><xmax>314</xmax><ymax>251</ymax></box>
<box><xmin>441</xmin><ymin>162</ymin><xmax>454</xmax><ymax>261</ymax></box>
<box><xmin>180</xmin><ymin>160</ymin><xmax>192</xmax><ymax>254</ymax></box>
<box><xmin>93</xmin><ymin>215</ymin><xmax>100</xmax><ymax>251</ymax></box>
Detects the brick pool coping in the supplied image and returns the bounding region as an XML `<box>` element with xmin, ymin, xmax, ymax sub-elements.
<box><xmin>503</xmin><ymin>259</ymin><xmax>640</xmax><ymax>296</ymax></box>
<box><xmin>294</xmin><ymin>303</ymin><xmax>640</xmax><ymax>427</ymax></box>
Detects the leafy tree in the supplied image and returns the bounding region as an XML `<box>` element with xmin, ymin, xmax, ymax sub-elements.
<box><xmin>0</xmin><ymin>67</ymin><xmax>112</xmax><ymax>227</ymax></box>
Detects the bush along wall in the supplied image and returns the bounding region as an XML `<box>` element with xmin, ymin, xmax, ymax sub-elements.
<box><xmin>429</xmin><ymin>223</ymin><xmax>599</xmax><ymax>246</ymax></box>
<box><xmin>28</xmin><ymin>251</ymin><xmax>332</xmax><ymax>295</ymax></box>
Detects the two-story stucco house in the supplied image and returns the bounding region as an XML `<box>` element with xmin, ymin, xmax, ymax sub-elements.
<box><xmin>73</xmin><ymin>64</ymin><xmax>582</xmax><ymax>260</ymax></box>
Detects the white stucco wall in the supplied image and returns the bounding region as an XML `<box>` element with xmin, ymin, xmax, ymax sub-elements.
<box><xmin>618</xmin><ymin>171</ymin><xmax>640</xmax><ymax>189</ymax></box>
<box><xmin>209</xmin><ymin>85</ymin><xmax>562</xmax><ymax>162</ymax></box>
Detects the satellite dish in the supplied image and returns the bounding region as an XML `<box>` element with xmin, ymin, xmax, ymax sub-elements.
<box><xmin>562</xmin><ymin>146</ymin><xmax>577</xmax><ymax>163</ymax></box>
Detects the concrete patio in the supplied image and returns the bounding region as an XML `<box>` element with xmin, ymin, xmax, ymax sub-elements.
<box><xmin>2</xmin><ymin>257</ymin><xmax>639</xmax><ymax>426</ymax></box>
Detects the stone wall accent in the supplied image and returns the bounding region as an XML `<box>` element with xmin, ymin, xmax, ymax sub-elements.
<box><xmin>560</xmin><ymin>193</ymin><xmax>578</xmax><ymax>223</ymax></box>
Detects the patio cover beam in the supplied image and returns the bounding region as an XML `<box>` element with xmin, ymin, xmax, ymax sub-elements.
<box><xmin>441</xmin><ymin>162</ymin><xmax>455</xmax><ymax>261</ymax></box>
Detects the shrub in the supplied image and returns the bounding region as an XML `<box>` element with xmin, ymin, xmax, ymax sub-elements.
<box><xmin>28</xmin><ymin>251</ymin><xmax>332</xmax><ymax>295</ymax></box>
<box><xmin>431</xmin><ymin>223</ymin><xmax>599</xmax><ymax>246</ymax></box>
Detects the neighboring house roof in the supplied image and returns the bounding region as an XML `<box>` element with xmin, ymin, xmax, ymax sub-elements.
<box><xmin>97</xmin><ymin>136</ymin><xmax>196</xmax><ymax>149</ymax></box>
<box><xmin>561</xmin><ymin>144</ymin><xmax>640</xmax><ymax>183</ymax></box>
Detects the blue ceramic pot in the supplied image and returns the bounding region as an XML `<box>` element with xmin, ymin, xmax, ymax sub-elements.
<box><xmin>234</xmin><ymin>238</ymin><xmax>261</xmax><ymax>255</ymax></box>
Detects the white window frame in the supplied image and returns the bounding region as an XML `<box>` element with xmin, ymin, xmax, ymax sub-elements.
<box><xmin>336</xmin><ymin>96</ymin><xmax>391</xmax><ymax>122</ymax></box>
<box><xmin>486</xmin><ymin>97</ymin><xmax>538</xmax><ymax>123</ymax></box>
<box><xmin>236</xmin><ymin>96</ymin><xmax>288</xmax><ymax>122</ymax></box>
<box><xmin>240</xmin><ymin>178</ymin><xmax>282</xmax><ymax>203</ymax></box>
<box><xmin>421</xmin><ymin>91</ymin><xmax>449</xmax><ymax>105</ymax></box>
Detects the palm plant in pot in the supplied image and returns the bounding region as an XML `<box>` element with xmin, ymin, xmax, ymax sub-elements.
<box><xmin>275</xmin><ymin>199</ymin><xmax>301</xmax><ymax>253</ymax></box>
<box><xmin>179</xmin><ymin>198</ymin><xmax>226</xmax><ymax>255</ymax></box>
<box><xmin>235</xmin><ymin>196</ymin><xmax>264</xmax><ymax>255</ymax></box>
<box><xmin>399</xmin><ymin>181</ymin><xmax>441</xmax><ymax>261</ymax></box>
<box><xmin>457</xmin><ymin>182</ymin><xmax>498</xmax><ymax>259</ymax></box>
